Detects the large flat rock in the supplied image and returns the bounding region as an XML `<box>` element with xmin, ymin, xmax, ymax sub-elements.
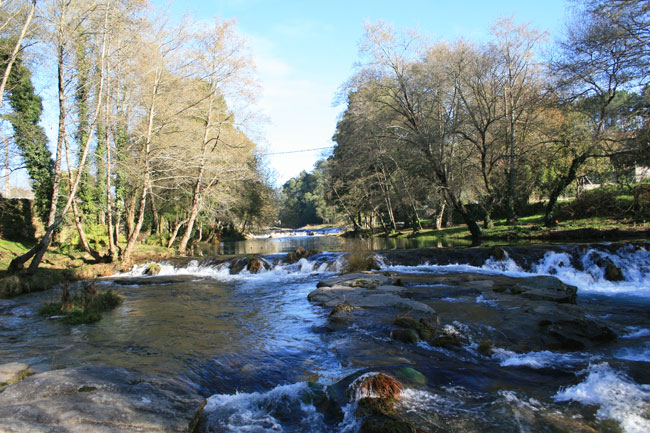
<box><xmin>309</xmin><ymin>274</ymin><xmax>435</xmax><ymax>314</ymax></box>
<box><xmin>0</xmin><ymin>366</ymin><xmax>205</xmax><ymax>433</ymax></box>
<box><xmin>0</xmin><ymin>363</ymin><xmax>32</xmax><ymax>388</ymax></box>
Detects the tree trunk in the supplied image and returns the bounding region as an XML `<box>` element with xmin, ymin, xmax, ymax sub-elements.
<box><xmin>3</xmin><ymin>136</ymin><xmax>9</xmax><ymax>197</ymax></box>
<box><xmin>124</xmin><ymin>191</ymin><xmax>136</xmax><ymax>240</ymax></box>
<box><xmin>104</xmin><ymin>73</ymin><xmax>117</xmax><ymax>261</ymax></box>
<box><xmin>121</xmin><ymin>67</ymin><xmax>160</xmax><ymax>264</ymax></box>
<box><xmin>148</xmin><ymin>183</ymin><xmax>159</xmax><ymax>234</ymax></box>
<box><xmin>0</xmin><ymin>0</ymin><xmax>36</xmax><ymax>110</ymax></box>
<box><xmin>445</xmin><ymin>190</ymin><xmax>482</xmax><ymax>244</ymax></box>
<box><xmin>167</xmin><ymin>217</ymin><xmax>189</xmax><ymax>248</ymax></box>
<box><xmin>544</xmin><ymin>154</ymin><xmax>589</xmax><ymax>225</ymax></box>
<box><xmin>434</xmin><ymin>202</ymin><xmax>446</xmax><ymax>230</ymax></box>
<box><xmin>177</xmin><ymin>91</ymin><xmax>214</xmax><ymax>255</ymax></box>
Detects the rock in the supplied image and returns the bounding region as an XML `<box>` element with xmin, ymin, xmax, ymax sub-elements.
<box><xmin>143</xmin><ymin>263</ymin><xmax>161</xmax><ymax>276</ymax></box>
<box><xmin>393</xmin><ymin>367</ymin><xmax>427</xmax><ymax>386</ymax></box>
<box><xmin>286</xmin><ymin>246</ymin><xmax>321</xmax><ymax>264</ymax></box>
<box><xmin>317</xmin><ymin>273</ymin><xmax>392</xmax><ymax>288</ymax></box>
<box><xmin>308</xmin><ymin>283</ymin><xmax>434</xmax><ymax>314</ymax></box>
<box><xmin>517</xmin><ymin>276</ymin><xmax>578</xmax><ymax>304</ymax></box>
<box><xmin>311</xmin><ymin>274</ymin><xmax>434</xmax><ymax>313</ymax></box>
<box><xmin>604</xmin><ymin>263</ymin><xmax>624</xmax><ymax>282</ymax></box>
<box><xmin>391</xmin><ymin>328</ymin><xmax>420</xmax><ymax>344</ymax></box>
<box><xmin>354</xmin><ymin>373</ymin><xmax>403</xmax><ymax>400</ymax></box>
<box><xmin>393</xmin><ymin>317</ymin><xmax>436</xmax><ymax>341</ymax></box>
<box><xmin>541</xmin><ymin>318</ymin><xmax>617</xmax><ymax>351</ymax></box>
<box><xmin>229</xmin><ymin>256</ymin><xmax>270</xmax><ymax>274</ymax></box>
<box><xmin>489</xmin><ymin>246</ymin><xmax>507</xmax><ymax>261</ymax></box>
<box><xmin>0</xmin><ymin>363</ymin><xmax>32</xmax><ymax>387</ymax></box>
<box><xmin>345</xmin><ymin>251</ymin><xmax>381</xmax><ymax>272</ymax></box>
<box><xmin>248</xmin><ymin>257</ymin><xmax>265</xmax><ymax>274</ymax></box>
<box><xmin>360</xmin><ymin>416</ymin><xmax>418</xmax><ymax>433</ymax></box>
<box><xmin>330</xmin><ymin>303</ymin><xmax>355</xmax><ymax>315</ymax></box>
<box><xmin>477</xmin><ymin>340</ymin><xmax>494</xmax><ymax>356</ymax></box>
<box><xmin>0</xmin><ymin>366</ymin><xmax>205</xmax><ymax>433</ymax></box>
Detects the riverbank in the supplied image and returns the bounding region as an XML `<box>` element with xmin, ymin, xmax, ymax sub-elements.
<box><xmin>0</xmin><ymin>240</ymin><xmax>175</xmax><ymax>298</ymax></box>
<box><xmin>360</xmin><ymin>216</ymin><xmax>650</xmax><ymax>245</ymax></box>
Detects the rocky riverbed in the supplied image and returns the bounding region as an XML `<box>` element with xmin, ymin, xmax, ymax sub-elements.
<box><xmin>1</xmin><ymin>242</ymin><xmax>649</xmax><ymax>432</ymax></box>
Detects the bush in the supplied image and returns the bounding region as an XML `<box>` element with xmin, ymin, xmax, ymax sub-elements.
<box><xmin>0</xmin><ymin>269</ymin><xmax>76</xmax><ymax>298</ymax></box>
<box><xmin>556</xmin><ymin>185</ymin><xmax>637</xmax><ymax>219</ymax></box>
<box><xmin>345</xmin><ymin>247</ymin><xmax>380</xmax><ymax>273</ymax></box>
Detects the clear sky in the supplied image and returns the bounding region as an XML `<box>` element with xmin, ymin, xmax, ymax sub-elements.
<box><xmin>146</xmin><ymin>1</ymin><xmax>569</xmax><ymax>186</ymax></box>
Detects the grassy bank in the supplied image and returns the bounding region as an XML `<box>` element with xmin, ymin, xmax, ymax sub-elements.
<box><xmin>372</xmin><ymin>215</ymin><xmax>649</xmax><ymax>245</ymax></box>
<box><xmin>0</xmin><ymin>240</ymin><xmax>175</xmax><ymax>298</ymax></box>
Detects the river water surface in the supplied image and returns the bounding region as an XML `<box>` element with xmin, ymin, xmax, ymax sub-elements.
<box><xmin>1</xmin><ymin>232</ymin><xmax>650</xmax><ymax>432</ymax></box>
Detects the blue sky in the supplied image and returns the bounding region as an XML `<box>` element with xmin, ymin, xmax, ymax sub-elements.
<box><xmin>161</xmin><ymin>0</ymin><xmax>569</xmax><ymax>186</ymax></box>
<box><xmin>29</xmin><ymin>1</ymin><xmax>569</xmax><ymax>191</ymax></box>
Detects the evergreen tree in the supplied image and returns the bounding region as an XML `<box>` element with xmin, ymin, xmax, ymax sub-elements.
<box><xmin>1</xmin><ymin>45</ymin><xmax>53</xmax><ymax>223</ymax></box>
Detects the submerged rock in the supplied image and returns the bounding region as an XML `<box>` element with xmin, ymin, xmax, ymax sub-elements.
<box><xmin>391</xmin><ymin>328</ymin><xmax>420</xmax><ymax>344</ymax></box>
<box><xmin>0</xmin><ymin>366</ymin><xmax>205</xmax><ymax>433</ymax></box>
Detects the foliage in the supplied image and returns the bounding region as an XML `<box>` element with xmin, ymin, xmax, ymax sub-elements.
<box><xmin>345</xmin><ymin>246</ymin><xmax>380</xmax><ymax>273</ymax></box>
<box><xmin>279</xmin><ymin>169</ymin><xmax>329</xmax><ymax>228</ymax></box>
<box><xmin>1</xmin><ymin>44</ymin><xmax>53</xmax><ymax>224</ymax></box>
<box><xmin>556</xmin><ymin>185</ymin><xmax>640</xmax><ymax>220</ymax></box>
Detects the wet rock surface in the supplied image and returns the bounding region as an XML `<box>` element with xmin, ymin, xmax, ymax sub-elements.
<box><xmin>305</xmin><ymin>268</ymin><xmax>637</xmax><ymax>432</ymax></box>
<box><xmin>229</xmin><ymin>255</ymin><xmax>271</xmax><ymax>274</ymax></box>
<box><xmin>0</xmin><ymin>366</ymin><xmax>205</xmax><ymax>433</ymax></box>
<box><xmin>309</xmin><ymin>271</ymin><xmax>616</xmax><ymax>354</ymax></box>
<box><xmin>309</xmin><ymin>273</ymin><xmax>434</xmax><ymax>314</ymax></box>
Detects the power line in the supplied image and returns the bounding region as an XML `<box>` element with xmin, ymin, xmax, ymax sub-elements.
<box><xmin>262</xmin><ymin>146</ymin><xmax>334</xmax><ymax>156</ymax></box>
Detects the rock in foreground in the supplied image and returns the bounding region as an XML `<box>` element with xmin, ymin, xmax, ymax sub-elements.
<box><xmin>0</xmin><ymin>363</ymin><xmax>32</xmax><ymax>388</ymax></box>
<box><xmin>0</xmin><ymin>366</ymin><xmax>205</xmax><ymax>433</ymax></box>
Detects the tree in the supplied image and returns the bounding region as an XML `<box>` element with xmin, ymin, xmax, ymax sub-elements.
<box><xmin>10</xmin><ymin>0</ymin><xmax>112</xmax><ymax>272</ymax></box>
<box><xmin>544</xmin><ymin>0</ymin><xmax>649</xmax><ymax>223</ymax></box>
<box><xmin>1</xmin><ymin>48</ymin><xmax>53</xmax><ymax>223</ymax></box>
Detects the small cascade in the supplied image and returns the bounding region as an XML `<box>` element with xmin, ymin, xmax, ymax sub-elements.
<box><xmin>119</xmin><ymin>252</ymin><xmax>344</xmax><ymax>280</ymax></box>
<box><xmin>382</xmin><ymin>243</ymin><xmax>650</xmax><ymax>298</ymax></box>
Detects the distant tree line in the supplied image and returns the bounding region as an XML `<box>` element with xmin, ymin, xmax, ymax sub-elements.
<box><xmin>280</xmin><ymin>0</ymin><xmax>649</xmax><ymax>241</ymax></box>
<box><xmin>1</xmin><ymin>0</ymin><xmax>276</xmax><ymax>271</ymax></box>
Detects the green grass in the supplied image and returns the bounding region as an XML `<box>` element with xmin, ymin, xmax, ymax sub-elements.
<box><xmin>379</xmin><ymin>213</ymin><xmax>648</xmax><ymax>245</ymax></box>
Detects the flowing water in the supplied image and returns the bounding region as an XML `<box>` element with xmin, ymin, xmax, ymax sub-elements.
<box><xmin>1</xmin><ymin>233</ymin><xmax>650</xmax><ymax>432</ymax></box>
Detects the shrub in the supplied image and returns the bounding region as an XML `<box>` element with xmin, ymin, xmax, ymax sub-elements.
<box><xmin>345</xmin><ymin>245</ymin><xmax>380</xmax><ymax>273</ymax></box>
<box><xmin>556</xmin><ymin>185</ymin><xmax>637</xmax><ymax>219</ymax></box>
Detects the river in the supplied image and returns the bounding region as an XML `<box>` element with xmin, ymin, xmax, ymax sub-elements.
<box><xmin>1</xmin><ymin>231</ymin><xmax>649</xmax><ymax>432</ymax></box>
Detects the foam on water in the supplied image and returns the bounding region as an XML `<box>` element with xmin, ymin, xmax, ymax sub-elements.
<box><xmin>622</xmin><ymin>327</ymin><xmax>650</xmax><ymax>339</ymax></box>
<box><xmin>120</xmin><ymin>255</ymin><xmax>339</xmax><ymax>283</ymax></box>
<box><xmin>614</xmin><ymin>344</ymin><xmax>650</xmax><ymax>362</ymax></box>
<box><xmin>492</xmin><ymin>348</ymin><xmax>593</xmax><ymax>369</ymax></box>
<box><xmin>383</xmin><ymin>245</ymin><xmax>650</xmax><ymax>298</ymax></box>
<box><xmin>204</xmin><ymin>382</ymin><xmax>328</xmax><ymax>432</ymax></box>
<box><xmin>553</xmin><ymin>363</ymin><xmax>650</xmax><ymax>433</ymax></box>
